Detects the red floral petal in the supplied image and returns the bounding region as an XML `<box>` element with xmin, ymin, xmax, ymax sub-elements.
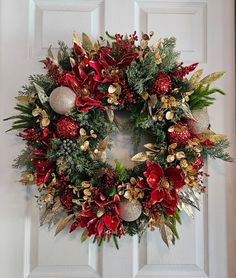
<box><xmin>97</xmin><ymin>219</ymin><xmax>105</xmax><ymax>235</ymax></box>
<box><xmin>103</xmin><ymin>214</ymin><xmax>119</xmax><ymax>231</ymax></box>
<box><xmin>150</xmin><ymin>188</ymin><xmax>164</xmax><ymax>204</ymax></box>
<box><xmin>147</xmin><ymin>173</ymin><xmax>159</xmax><ymax>188</ymax></box>
<box><xmin>165</xmin><ymin>167</ymin><xmax>185</xmax><ymax>189</ymax></box>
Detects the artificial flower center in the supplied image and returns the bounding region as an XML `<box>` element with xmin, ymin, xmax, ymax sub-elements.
<box><xmin>160</xmin><ymin>178</ymin><xmax>171</xmax><ymax>189</ymax></box>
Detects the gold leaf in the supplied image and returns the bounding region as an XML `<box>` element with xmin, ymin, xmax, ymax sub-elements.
<box><xmin>199</xmin><ymin>130</ymin><xmax>227</xmax><ymax>143</ymax></box>
<box><xmin>165</xmin><ymin>111</ymin><xmax>174</xmax><ymax>120</ymax></box>
<box><xmin>54</xmin><ymin>214</ymin><xmax>74</xmax><ymax>236</ymax></box>
<box><xmin>81</xmin><ymin>229</ymin><xmax>88</xmax><ymax>242</ymax></box>
<box><xmin>167</xmin><ymin>155</ymin><xmax>175</xmax><ymax>163</ymax></box>
<box><xmin>48</xmin><ymin>45</ymin><xmax>54</xmax><ymax>59</ymax></box>
<box><xmin>149</xmin><ymin>94</ymin><xmax>157</xmax><ymax>107</ymax></box>
<box><xmin>83</xmin><ymin>189</ymin><xmax>91</xmax><ymax>196</ymax></box>
<box><xmin>200</xmin><ymin>72</ymin><xmax>225</xmax><ymax>85</ymax></box>
<box><xmin>57</xmin><ymin>50</ymin><xmax>62</xmax><ymax>62</ymax></box>
<box><xmin>33</xmin><ymin>82</ymin><xmax>49</xmax><ymax>104</ymax></box>
<box><xmin>175</xmin><ymin>151</ymin><xmax>186</xmax><ymax>160</ymax></box>
<box><xmin>97</xmin><ymin>207</ymin><xmax>105</xmax><ymax>218</ymax></box>
<box><xmin>19</xmin><ymin>171</ymin><xmax>35</xmax><ymax>185</ymax></box>
<box><xmin>73</xmin><ymin>32</ymin><xmax>81</xmax><ymax>45</ymax></box>
<box><xmin>181</xmin><ymin>203</ymin><xmax>194</xmax><ymax>218</ymax></box>
<box><xmin>179</xmin><ymin>103</ymin><xmax>195</xmax><ymax>120</ymax></box>
<box><xmin>189</xmin><ymin>69</ymin><xmax>203</xmax><ymax>86</ymax></box>
<box><xmin>32</xmin><ymin>107</ymin><xmax>42</xmax><ymax>117</ymax></box>
<box><xmin>160</xmin><ymin>224</ymin><xmax>175</xmax><ymax>247</ymax></box>
<box><xmin>106</xmin><ymin>109</ymin><xmax>114</xmax><ymax>123</ymax></box>
<box><xmin>15</xmin><ymin>96</ymin><xmax>34</xmax><ymax>104</ymax></box>
<box><xmin>41</xmin><ymin>117</ymin><xmax>50</xmax><ymax>127</ymax></box>
<box><xmin>144</xmin><ymin>143</ymin><xmax>157</xmax><ymax>151</ymax></box>
<box><xmin>81</xmin><ymin>181</ymin><xmax>91</xmax><ymax>188</ymax></box>
<box><xmin>141</xmin><ymin>92</ymin><xmax>149</xmax><ymax>100</ymax></box>
<box><xmin>97</xmin><ymin>136</ymin><xmax>109</xmax><ymax>152</ymax></box>
<box><xmin>131</xmin><ymin>151</ymin><xmax>155</xmax><ymax>162</ymax></box>
<box><xmin>70</xmin><ymin>57</ymin><xmax>76</xmax><ymax>67</ymax></box>
<box><xmin>108</xmin><ymin>84</ymin><xmax>117</xmax><ymax>94</ymax></box>
<box><xmin>82</xmin><ymin>32</ymin><xmax>93</xmax><ymax>52</ymax></box>
<box><xmin>40</xmin><ymin>197</ymin><xmax>63</xmax><ymax>227</ymax></box>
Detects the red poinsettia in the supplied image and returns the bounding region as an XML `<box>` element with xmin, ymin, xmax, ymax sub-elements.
<box><xmin>143</xmin><ymin>161</ymin><xmax>185</xmax><ymax>215</ymax></box>
<box><xmin>30</xmin><ymin>149</ymin><xmax>54</xmax><ymax>185</ymax></box>
<box><xmin>75</xmin><ymin>95</ymin><xmax>106</xmax><ymax>112</ymax></box>
<box><xmin>70</xmin><ymin>194</ymin><xmax>124</xmax><ymax>240</ymax></box>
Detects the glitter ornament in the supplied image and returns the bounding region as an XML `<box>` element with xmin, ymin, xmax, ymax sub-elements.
<box><xmin>188</xmin><ymin>108</ymin><xmax>210</xmax><ymax>134</ymax></box>
<box><xmin>49</xmin><ymin>86</ymin><xmax>76</xmax><ymax>115</ymax></box>
<box><xmin>168</xmin><ymin>122</ymin><xmax>191</xmax><ymax>145</ymax></box>
<box><xmin>150</xmin><ymin>73</ymin><xmax>172</xmax><ymax>95</ymax></box>
<box><xmin>192</xmin><ymin>156</ymin><xmax>204</xmax><ymax>170</ymax></box>
<box><xmin>55</xmin><ymin>117</ymin><xmax>79</xmax><ymax>139</ymax></box>
<box><xmin>118</xmin><ymin>198</ymin><xmax>142</xmax><ymax>222</ymax></box>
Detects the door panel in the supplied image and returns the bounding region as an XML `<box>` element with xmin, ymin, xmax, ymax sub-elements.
<box><xmin>0</xmin><ymin>1</ymin><xmax>235</xmax><ymax>278</ymax></box>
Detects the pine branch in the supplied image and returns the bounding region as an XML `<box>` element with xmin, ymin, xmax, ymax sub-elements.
<box><xmin>189</xmin><ymin>84</ymin><xmax>225</xmax><ymax>110</ymax></box>
<box><xmin>126</xmin><ymin>53</ymin><xmax>158</xmax><ymax>95</ymax></box>
<box><xmin>203</xmin><ymin>139</ymin><xmax>234</xmax><ymax>162</ymax></box>
<box><xmin>58</xmin><ymin>41</ymin><xmax>72</xmax><ymax>71</ymax></box>
<box><xmin>158</xmin><ymin>37</ymin><xmax>180</xmax><ymax>72</ymax></box>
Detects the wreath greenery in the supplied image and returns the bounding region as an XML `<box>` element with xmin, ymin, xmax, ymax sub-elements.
<box><xmin>5</xmin><ymin>32</ymin><xmax>232</xmax><ymax>248</ymax></box>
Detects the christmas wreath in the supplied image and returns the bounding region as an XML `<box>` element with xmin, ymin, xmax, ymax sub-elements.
<box><xmin>5</xmin><ymin>32</ymin><xmax>233</xmax><ymax>248</ymax></box>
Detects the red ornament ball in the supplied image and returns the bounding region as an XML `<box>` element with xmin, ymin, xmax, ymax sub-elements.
<box><xmin>168</xmin><ymin>122</ymin><xmax>191</xmax><ymax>145</ymax></box>
<box><xmin>55</xmin><ymin>117</ymin><xmax>79</xmax><ymax>139</ymax></box>
<box><xmin>150</xmin><ymin>73</ymin><xmax>172</xmax><ymax>95</ymax></box>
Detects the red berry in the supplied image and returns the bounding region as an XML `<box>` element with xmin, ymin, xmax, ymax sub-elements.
<box><xmin>60</xmin><ymin>189</ymin><xmax>73</xmax><ymax>210</ymax></box>
<box><xmin>192</xmin><ymin>156</ymin><xmax>204</xmax><ymax>170</ymax></box>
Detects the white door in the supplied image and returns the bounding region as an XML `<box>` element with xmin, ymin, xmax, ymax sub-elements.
<box><xmin>0</xmin><ymin>0</ymin><xmax>235</xmax><ymax>278</ymax></box>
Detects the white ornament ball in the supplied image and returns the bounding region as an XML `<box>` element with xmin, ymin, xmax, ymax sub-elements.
<box><xmin>49</xmin><ymin>86</ymin><xmax>76</xmax><ymax>115</ymax></box>
<box><xmin>188</xmin><ymin>108</ymin><xmax>210</xmax><ymax>134</ymax></box>
<box><xmin>118</xmin><ymin>198</ymin><xmax>142</xmax><ymax>222</ymax></box>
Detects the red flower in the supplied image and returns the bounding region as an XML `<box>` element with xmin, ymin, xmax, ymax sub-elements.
<box><xmin>143</xmin><ymin>161</ymin><xmax>185</xmax><ymax>215</ymax></box>
<box><xmin>60</xmin><ymin>188</ymin><xmax>73</xmax><ymax>210</ymax></box>
<box><xmin>70</xmin><ymin>194</ymin><xmax>124</xmax><ymax>240</ymax></box>
<box><xmin>75</xmin><ymin>95</ymin><xmax>105</xmax><ymax>112</ymax></box>
<box><xmin>30</xmin><ymin>149</ymin><xmax>54</xmax><ymax>185</ymax></box>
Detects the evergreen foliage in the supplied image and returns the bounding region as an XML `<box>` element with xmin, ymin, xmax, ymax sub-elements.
<box><xmin>189</xmin><ymin>85</ymin><xmax>225</xmax><ymax>110</ymax></box>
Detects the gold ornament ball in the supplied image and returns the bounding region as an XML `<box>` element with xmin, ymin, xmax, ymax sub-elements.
<box><xmin>118</xmin><ymin>198</ymin><xmax>142</xmax><ymax>222</ymax></box>
<box><xmin>49</xmin><ymin>86</ymin><xmax>76</xmax><ymax>115</ymax></box>
<box><xmin>188</xmin><ymin>108</ymin><xmax>210</xmax><ymax>134</ymax></box>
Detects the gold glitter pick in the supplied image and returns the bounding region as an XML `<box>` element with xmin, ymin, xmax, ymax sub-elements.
<box><xmin>19</xmin><ymin>171</ymin><xmax>35</xmax><ymax>185</ymax></box>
